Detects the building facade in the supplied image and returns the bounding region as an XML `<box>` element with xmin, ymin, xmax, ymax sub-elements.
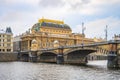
<box><xmin>113</xmin><ymin>34</ymin><xmax>120</xmax><ymax>40</ymax></box>
<box><xmin>21</xmin><ymin>18</ymin><xmax>96</xmax><ymax>51</ymax></box>
<box><xmin>13</xmin><ymin>35</ymin><xmax>22</xmax><ymax>52</ymax></box>
<box><xmin>0</xmin><ymin>27</ymin><xmax>13</xmax><ymax>52</ymax></box>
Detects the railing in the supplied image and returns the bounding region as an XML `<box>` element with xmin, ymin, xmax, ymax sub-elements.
<box><xmin>37</xmin><ymin>40</ymin><xmax>120</xmax><ymax>52</ymax></box>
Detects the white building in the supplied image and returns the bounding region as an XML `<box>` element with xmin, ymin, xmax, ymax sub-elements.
<box><xmin>13</xmin><ymin>35</ymin><xmax>22</xmax><ymax>51</ymax></box>
<box><xmin>0</xmin><ymin>27</ymin><xmax>13</xmax><ymax>52</ymax></box>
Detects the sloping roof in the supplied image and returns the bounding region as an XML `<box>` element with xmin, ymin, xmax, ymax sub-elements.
<box><xmin>6</xmin><ymin>27</ymin><xmax>13</xmax><ymax>34</ymax></box>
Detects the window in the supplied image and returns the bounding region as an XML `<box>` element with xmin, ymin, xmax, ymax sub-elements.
<box><xmin>7</xmin><ymin>39</ymin><xmax>11</xmax><ymax>42</ymax></box>
<box><xmin>7</xmin><ymin>44</ymin><xmax>11</xmax><ymax>47</ymax></box>
<box><xmin>7</xmin><ymin>49</ymin><xmax>11</xmax><ymax>52</ymax></box>
<box><xmin>7</xmin><ymin>35</ymin><xmax>11</xmax><ymax>38</ymax></box>
<box><xmin>3</xmin><ymin>49</ymin><xmax>5</xmax><ymax>51</ymax></box>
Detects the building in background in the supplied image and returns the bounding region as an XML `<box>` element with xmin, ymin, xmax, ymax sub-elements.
<box><xmin>0</xmin><ymin>27</ymin><xmax>13</xmax><ymax>52</ymax></box>
<box><xmin>21</xmin><ymin>18</ymin><xmax>102</xmax><ymax>51</ymax></box>
<box><xmin>113</xmin><ymin>34</ymin><xmax>120</xmax><ymax>40</ymax></box>
<box><xmin>13</xmin><ymin>35</ymin><xmax>22</xmax><ymax>52</ymax></box>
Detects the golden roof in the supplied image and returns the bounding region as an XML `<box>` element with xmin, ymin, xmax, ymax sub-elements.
<box><xmin>38</xmin><ymin>18</ymin><xmax>64</xmax><ymax>24</ymax></box>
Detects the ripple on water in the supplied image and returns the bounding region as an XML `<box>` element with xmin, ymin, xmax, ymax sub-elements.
<box><xmin>0</xmin><ymin>61</ymin><xmax>120</xmax><ymax>80</ymax></box>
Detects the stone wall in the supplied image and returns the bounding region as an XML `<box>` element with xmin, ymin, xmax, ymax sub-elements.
<box><xmin>118</xmin><ymin>55</ymin><xmax>120</xmax><ymax>67</ymax></box>
<box><xmin>0</xmin><ymin>53</ymin><xmax>18</xmax><ymax>62</ymax></box>
<box><xmin>87</xmin><ymin>55</ymin><xmax>107</xmax><ymax>60</ymax></box>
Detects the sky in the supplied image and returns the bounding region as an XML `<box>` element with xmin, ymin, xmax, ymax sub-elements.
<box><xmin>0</xmin><ymin>0</ymin><xmax>120</xmax><ymax>40</ymax></box>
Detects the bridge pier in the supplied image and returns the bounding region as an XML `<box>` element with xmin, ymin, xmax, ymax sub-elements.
<box><xmin>17</xmin><ymin>50</ymin><xmax>21</xmax><ymax>61</ymax></box>
<box><xmin>29</xmin><ymin>51</ymin><xmax>37</xmax><ymax>62</ymax></box>
<box><xmin>57</xmin><ymin>47</ymin><xmax>64</xmax><ymax>64</ymax></box>
<box><xmin>107</xmin><ymin>43</ymin><xmax>119</xmax><ymax>68</ymax></box>
<box><xmin>107</xmin><ymin>51</ymin><xmax>118</xmax><ymax>68</ymax></box>
<box><xmin>118</xmin><ymin>55</ymin><xmax>120</xmax><ymax>67</ymax></box>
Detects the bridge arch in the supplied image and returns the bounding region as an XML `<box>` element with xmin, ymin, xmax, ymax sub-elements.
<box><xmin>21</xmin><ymin>54</ymin><xmax>29</xmax><ymax>62</ymax></box>
<box><xmin>38</xmin><ymin>51</ymin><xmax>57</xmax><ymax>63</ymax></box>
<box><xmin>117</xmin><ymin>48</ymin><xmax>120</xmax><ymax>54</ymax></box>
<box><xmin>38</xmin><ymin>51</ymin><xmax>58</xmax><ymax>56</ymax></box>
<box><xmin>64</xmin><ymin>48</ymin><xmax>96</xmax><ymax>55</ymax></box>
<box><xmin>64</xmin><ymin>48</ymin><xmax>96</xmax><ymax>64</ymax></box>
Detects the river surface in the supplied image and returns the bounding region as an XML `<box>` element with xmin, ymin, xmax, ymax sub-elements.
<box><xmin>0</xmin><ymin>60</ymin><xmax>120</xmax><ymax>80</ymax></box>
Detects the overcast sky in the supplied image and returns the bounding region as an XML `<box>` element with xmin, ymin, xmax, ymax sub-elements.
<box><xmin>0</xmin><ymin>0</ymin><xmax>120</xmax><ymax>40</ymax></box>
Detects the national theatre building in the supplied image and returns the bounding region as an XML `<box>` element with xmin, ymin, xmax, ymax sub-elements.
<box><xmin>21</xmin><ymin>18</ymin><xmax>95</xmax><ymax>51</ymax></box>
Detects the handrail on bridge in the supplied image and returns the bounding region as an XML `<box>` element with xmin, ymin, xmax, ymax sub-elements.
<box><xmin>37</xmin><ymin>40</ymin><xmax>120</xmax><ymax>51</ymax></box>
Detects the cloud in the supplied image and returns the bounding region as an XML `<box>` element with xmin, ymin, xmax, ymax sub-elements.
<box><xmin>0</xmin><ymin>19</ymin><xmax>35</xmax><ymax>36</ymax></box>
<box><xmin>39</xmin><ymin>0</ymin><xmax>64</xmax><ymax>7</ymax></box>
<box><xmin>91</xmin><ymin>0</ymin><xmax>120</xmax><ymax>5</ymax></box>
<box><xmin>64</xmin><ymin>0</ymin><xmax>90</xmax><ymax>9</ymax></box>
<box><xmin>73</xmin><ymin>17</ymin><xmax>120</xmax><ymax>40</ymax></box>
<box><xmin>1</xmin><ymin>0</ymin><xmax>120</xmax><ymax>17</ymax></box>
<box><xmin>65</xmin><ymin>0</ymin><xmax>120</xmax><ymax>15</ymax></box>
<box><xmin>0</xmin><ymin>0</ymin><xmax>40</xmax><ymax>5</ymax></box>
<box><xmin>0</xmin><ymin>0</ymin><xmax>120</xmax><ymax>38</ymax></box>
<box><xmin>1</xmin><ymin>12</ymin><xmax>23</xmax><ymax>22</ymax></box>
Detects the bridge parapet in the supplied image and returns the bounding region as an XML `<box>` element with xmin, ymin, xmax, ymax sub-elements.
<box><xmin>18</xmin><ymin>40</ymin><xmax>120</xmax><ymax>68</ymax></box>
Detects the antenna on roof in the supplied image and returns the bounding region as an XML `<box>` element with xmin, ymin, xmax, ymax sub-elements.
<box><xmin>82</xmin><ymin>22</ymin><xmax>86</xmax><ymax>35</ymax></box>
<box><xmin>105</xmin><ymin>25</ymin><xmax>108</xmax><ymax>41</ymax></box>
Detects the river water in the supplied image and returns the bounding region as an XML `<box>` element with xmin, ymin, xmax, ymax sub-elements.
<box><xmin>0</xmin><ymin>60</ymin><xmax>120</xmax><ymax>80</ymax></box>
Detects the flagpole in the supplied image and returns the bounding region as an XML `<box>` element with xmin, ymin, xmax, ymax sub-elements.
<box><xmin>105</xmin><ymin>25</ymin><xmax>108</xmax><ymax>41</ymax></box>
<box><xmin>82</xmin><ymin>22</ymin><xmax>84</xmax><ymax>35</ymax></box>
<box><xmin>82</xmin><ymin>22</ymin><xmax>84</xmax><ymax>47</ymax></box>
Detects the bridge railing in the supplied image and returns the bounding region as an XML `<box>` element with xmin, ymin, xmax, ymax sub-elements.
<box><xmin>36</xmin><ymin>40</ymin><xmax>120</xmax><ymax>54</ymax></box>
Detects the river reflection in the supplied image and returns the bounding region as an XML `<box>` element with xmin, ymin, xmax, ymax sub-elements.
<box><xmin>0</xmin><ymin>60</ymin><xmax>120</xmax><ymax>80</ymax></box>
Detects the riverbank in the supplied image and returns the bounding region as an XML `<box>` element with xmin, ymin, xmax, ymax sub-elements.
<box><xmin>0</xmin><ymin>53</ymin><xmax>18</xmax><ymax>62</ymax></box>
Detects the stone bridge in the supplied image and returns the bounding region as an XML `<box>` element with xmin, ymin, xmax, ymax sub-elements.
<box><xmin>37</xmin><ymin>47</ymin><xmax>97</xmax><ymax>64</ymax></box>
<box><xmin>19</xmin><ymin>40</ymin><xmax>120</xmax><ymax>68</ymax></box>
<box><xmin>19</xmin><ymin>47</ymin><xmax>97</xmax><ymax>64</ymax></box>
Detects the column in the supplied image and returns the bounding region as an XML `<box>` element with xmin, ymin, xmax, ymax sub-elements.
<box><xmin>28</xmin><ymin>40</ymin><xmax>30</xmax><ymax>50</ymax></box>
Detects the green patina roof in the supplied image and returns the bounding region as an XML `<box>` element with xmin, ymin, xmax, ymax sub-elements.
<box><xmin>32</xmin><ymin>23</ymin><xmax>40</xmax><ymax>32</ymax></box>
<box><xmin>32</xmin><ymin>22</ymin><xmax>71</xmax><ymax>32</ymax></box>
